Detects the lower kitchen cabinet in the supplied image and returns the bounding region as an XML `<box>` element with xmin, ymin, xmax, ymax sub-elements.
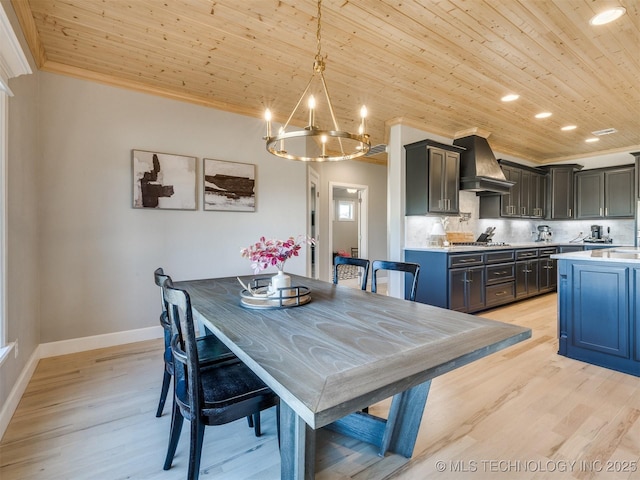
<box><xmin>449</xmin><ymin>266</ymin><xmax>485</xmax><ymax>313</ymax></box>
<box><xmin>515</xmin><ymin>249</ymin><xmax>539</xmax><ymax>298</ymax></box>
<box><xmin>516</xmin><ymin>259</ymin><xmax>539</xmax><ymax>298</ymax></box>
<box><xmin>405</xmin><ymin>245</ymin><xmax>561</xmax><ymax>314</ymax></box>
<box><xmin>538</xmin><ymin>247</ymin><xmax>558</xmax><ymax>293</ymax></box>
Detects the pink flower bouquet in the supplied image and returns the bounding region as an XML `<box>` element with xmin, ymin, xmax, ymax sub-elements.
<box><xmin>241</xmin><ymin>235</ymin><xmax>314</xmax><ymax>274</ymax></box>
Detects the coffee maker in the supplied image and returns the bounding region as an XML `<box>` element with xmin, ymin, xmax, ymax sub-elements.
<box><xmin>584</xmin><ymin>225</ymin><xmax>613</xmax><ymax>243</ymax></box>
<box><xmin>536</xmin><ymin>225</ymin><xmax>552</xmax><ymax>242</ymax></box>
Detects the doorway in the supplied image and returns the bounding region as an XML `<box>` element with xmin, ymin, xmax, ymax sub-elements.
<box><xmin>308</xmin><ymin>168</ymin><xmax>320</xmax><ymax>279</ymax></box>
<box><xmin>329</xmin><ymin>182</ymin><xmax>368</xmax><ymax>279</ymax></box>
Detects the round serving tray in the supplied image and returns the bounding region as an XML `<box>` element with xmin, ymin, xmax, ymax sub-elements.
<box><xmin>240</xmin><ymin>285</ymin><xmax>311</xmax><ymax>309</ymax></box>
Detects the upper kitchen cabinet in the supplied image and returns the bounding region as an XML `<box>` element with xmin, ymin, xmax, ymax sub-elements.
<box><xmin>405</xmin><ymin>140</ymin><xmax>461</xmax><ymax>215</ymax></box>
<box><xmin>479</xmin><ymin>161</ymin><xmax>546</xmax><ymax>219</ymax></box>
<box><xmin>576</xmin><ymin>165</ymin><xmax>635</xmax><ymax>219</ymax></box>
<box><xmin>540</xmin><ymin>164</ymin><xmax>582</xmax><ymax>220</ymax></box>
<box><xmin>575</xmin><ymin>170</ymin><xmax>604</xmax><ymax>218</ymax></box>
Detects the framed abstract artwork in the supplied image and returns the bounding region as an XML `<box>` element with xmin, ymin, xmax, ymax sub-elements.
<box><xmin>203</xmin><ymin>158</ymin><xmax>256</xmax><ymax>212</ymax></box>
<box><xmin>132</xmin><ymin>150</ymin><xmax>197</xmax><ymax>210</ymax></box>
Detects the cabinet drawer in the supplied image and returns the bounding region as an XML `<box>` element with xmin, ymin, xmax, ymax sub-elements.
<box><xmin>538</xmin><ymin>247</ymin><xmax>558</xmax><ymax>257</ymax></box>
<box><xmin>485</xmin><ymin>263</ymin><xmax>515</xmax><ymax>285</ymax></box>
<box><xmin>485</xmin><ymin>250</ymin><xmax>514</xmax><ymax>264</ymax></box>
<box><xmin>486</xmin><ymin>281</ymin><xmax>516</xmax><ymax>307</ymax></box>
<box><xmin>449</xmin><ymin>254</ymin><xmax>484</xmax><ymax>267</ymax></box>
<box><xmin>516</xmin><ymin>249</ymin><xmax>538</xmax><ymax>260</ymax></box>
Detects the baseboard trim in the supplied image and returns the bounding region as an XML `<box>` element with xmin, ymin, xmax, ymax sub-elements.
<box><xmin>38</xmin><ymin>326</ymin><xmax>163</xmax><ymax>358</ymax></box>
<box><xmin>0</xmin><ymin>326</ymin><xmax>163</xmax><ymax>441</ymax></box>
<box><xmin>0</xmin><ymin>346</ymin><xmax>40</xmax><ymax>441</ymax></box>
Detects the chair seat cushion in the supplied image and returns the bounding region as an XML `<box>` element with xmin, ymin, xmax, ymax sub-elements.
<box><xmin>175</xmin><ymin>361</ymin><xmax>274</xmax><ymax>414</ymax></box>
<box><xmin>200</xmin><ymin>362</ymin><xmax>272</xmax><ymax>409</ymax></box>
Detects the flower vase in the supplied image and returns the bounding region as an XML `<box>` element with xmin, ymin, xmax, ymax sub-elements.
<box><xmin>269</xmin><ymin>269</ymin><xmax>291</xmax><ymax>296</ymax></box>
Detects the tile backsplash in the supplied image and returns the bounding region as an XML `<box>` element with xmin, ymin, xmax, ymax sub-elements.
<box><xmin>405</xmin><ymin>191</ymin><xmax>636</xmax><ymax>247</ymax></box>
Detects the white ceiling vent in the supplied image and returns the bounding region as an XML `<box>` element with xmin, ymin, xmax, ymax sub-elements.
<box><xmin>591</xmin><ymin>128</ymin><xmax>618</xmax><ymax>136</ymax></box>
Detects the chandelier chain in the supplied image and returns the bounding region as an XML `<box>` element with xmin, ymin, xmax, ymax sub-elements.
<box><xmin>316</xmin><ymin>0</ymin><xmax>322</xmax><ymax>59</ymax></box>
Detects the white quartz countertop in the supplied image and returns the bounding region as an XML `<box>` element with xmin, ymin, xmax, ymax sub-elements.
<box><xmin>405</xmin><ymin>243</ymin><xmax>629</xmax><ymax>253</ymax></box>
<box><xmin>551</xmin><ymin>247</ymin><xmax>640</xmax><ymax>263</ymax></box>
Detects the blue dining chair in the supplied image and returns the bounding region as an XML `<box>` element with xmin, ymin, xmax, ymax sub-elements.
<box><xmin>154</xmin><ymin>268</ymin><xmax>236</xmax><ymax>417</ymax></box>
<box><xmin>371</xmin><ymin>260</ymin><xmax>421</xmax><ymax>301</ymax></box>
<box><xmin>333</xmin><ymin>256</ymin><xmax>370</xmax><ymax>291</ymax></box>
<box><xmin>161</xmin><ymin>278</ymin><xmax>279</xmax><ymax>480</ymax></box>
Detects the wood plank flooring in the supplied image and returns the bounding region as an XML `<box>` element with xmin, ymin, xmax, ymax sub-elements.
<box><xmin>1</xmin><ymin>293</ymin><xmax>639</xmax><ymax>479</ymax></box>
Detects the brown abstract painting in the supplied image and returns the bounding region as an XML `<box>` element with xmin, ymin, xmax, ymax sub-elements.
<box><xmin>132</xmin><ymin>150</ymin><xmax>197</xmax><ymax>210</ymax></box>
<box><xmin>203</xmin><ymin>159</ymin><xmax>255</xmax><ymax>212</ymax></box>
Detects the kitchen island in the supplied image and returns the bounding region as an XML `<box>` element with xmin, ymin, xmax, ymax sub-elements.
<box><xmin>552</xmin><ymin>247</ymin><xmax>640</xmax><ymax>377</ymax></box>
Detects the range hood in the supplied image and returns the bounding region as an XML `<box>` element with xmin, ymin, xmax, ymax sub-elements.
<box><xmin>453</xmin><ymin>133</ymin><xmax>514</xmax><ymax>194</ymax></box>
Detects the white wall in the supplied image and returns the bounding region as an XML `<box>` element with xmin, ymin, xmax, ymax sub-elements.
<box><xmin>37</xmin><ymin>72</ymin><xmax>308</xmax><ymax>343</ymax></box>
<box><xmin>315</xmin><ymin>161</ymin><xmax>387</xmax><ymax>282</ymax></box>
<box><xmin>1</xmin><ymin>0</ymin><xmax>40</xmax><ymax>427</ymax></box>
<box><xmin>332</xmin><ymin>192</ymin><xmax>359</xmax><ymax>254</ymax></box>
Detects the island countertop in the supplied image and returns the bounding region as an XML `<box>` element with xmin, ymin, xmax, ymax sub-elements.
<box><xmin>551</xmin><ymin>246</ymin><xmax>640</xmax><ymax>263</ymax></box>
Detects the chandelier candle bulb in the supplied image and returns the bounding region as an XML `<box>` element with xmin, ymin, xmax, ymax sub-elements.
<box><xmin>308</xmin><ymin>96</ymin><xmax>316</xmax><ymax>129</ymax></box>
<box><xmin>360</xmin><ymin>105</ymin><xmax>367</xmax><ymax>134</ymax></box>
<box><xmin>264</xmin><ymin>109</ymin><xmax>272</xmax><ymax>138</ymax></box>
<box><xmin>321</xmin><ymin>134</ymin><xmax>327</xmax><ymax>157</ymax></box>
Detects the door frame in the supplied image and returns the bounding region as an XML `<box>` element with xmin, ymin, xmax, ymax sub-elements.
<box><xmin>307</xmin><ymin>167</ymin><xmax>320</xmax><ymax>279</ymax></box>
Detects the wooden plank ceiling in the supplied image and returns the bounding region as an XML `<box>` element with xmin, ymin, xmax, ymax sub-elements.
<box><xmin>11</xmin><ymin>0</ymin><xmax>640</xmax><ymax>165</ymax></box>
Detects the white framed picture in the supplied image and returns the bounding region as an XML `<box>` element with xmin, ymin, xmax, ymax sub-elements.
<box><xmin>132</xmin><ymin>150</ymin><xmax>197</xmax><ymax>210</ymax></box>
<box><xmin>203</xmin><ymin>158</ymin><xmax>255</xmax><ymax>212</ymax></box>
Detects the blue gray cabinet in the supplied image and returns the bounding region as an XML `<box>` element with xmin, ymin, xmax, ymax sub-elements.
<box><xmin>575</xmin><ymin>165</ymin><xmax>635</xmax><ymax>219</ymax></box>
<box><xmin>406</xmin><ymin>246</ymin><xmax>562</xmax><ymax>314</ymax></box>
<box><xmin>515</xmin><ymin>249</ymin><xmax>539</xmax><ymax>298</ymax></box>
<box><xmin>540</xmin><ymin>164</ymin><xmax>582</xmax><ymax>219</ymax></box>
<box><xmin>538</xmin><ymin>247</ymin><xmax>558</xmax><ymax>292</ymax></box>
<box><xmin>449</xmin><ymin>265</ymin><xmax>485</xmax><ymax>313</ymax></box>
<box><xmin>405</xmin><ymin>140</ymin><xmax>460</xmax><ymax>215</ymax></box>
<box><xmin>557</xmin><ymin>258</ymin><xmax>639</xmax><ymax>377</ymax></box>
<box><xmin>479</xmin><ymin>161</ymin><xmax>546</xmax><ymax>219</ymax></box>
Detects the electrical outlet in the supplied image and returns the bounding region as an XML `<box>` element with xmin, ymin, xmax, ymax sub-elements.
<box><xmin>14</xmin><ymin>339</ymin><xmax>18</xmax><ymax>358</ymax></box>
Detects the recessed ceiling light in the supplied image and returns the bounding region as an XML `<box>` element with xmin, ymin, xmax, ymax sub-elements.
<box><xmin>561</xmin><ymin>125</ymin><xmax>577</xmax><ymax>131</ymax></box>
<box><xmin>585</xmin><ymin>137</ymin><xmax>600</xmax><ymax>143</ymax></box>
<box><xmin>535</xmin><ymin>112</ymin><xmax>552</xmax><ymax>119</ymax></box>
<box><xmin>591</xmin><ymin>127</ymin><xmax>618</xmax><ymax>136</ymax></box>
<box><xmin>501</xmin><ymin>94</ymin><xmax>519</xmax><ymax>102</ymax></box>
<box><xmin>590</xmin><ymin>7</ymin><xmax>626</xmax><ymax>26</ymax></box>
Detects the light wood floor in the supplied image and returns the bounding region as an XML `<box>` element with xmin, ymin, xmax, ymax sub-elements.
<box><xmin>1</xmin><ymin>293</ymin><xmax>639</xmax><ymax>479</ymax></box>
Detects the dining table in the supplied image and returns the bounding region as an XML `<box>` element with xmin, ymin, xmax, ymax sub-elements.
<box><xmin>175</xmin><ymin>274</ymin><xmax>531</xmax><ymax>480</ymax></box>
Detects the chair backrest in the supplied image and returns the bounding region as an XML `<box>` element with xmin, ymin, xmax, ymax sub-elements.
<box><xmin>333</xmin><ymin>256</ymin><xmax>370</xmax><ymax>291</ymax></box>
<box><xmin>154</xmin><ymin>267</ymin><xmax>171</xmax><ymax>330</ymax></box>
<box><xmin>154</xmin><ymin>268</ymin><xmax>174</xmax><ymax>368</ymax></box>
<box><xmin>162</xmin><ymin>278</ymin><xmax>201</xmax><ymax>419</ymax></box>
<box><xmin>371</xmin><ymin>260</ymin><xmax>421</xmax><ymax>301</ymax></box>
